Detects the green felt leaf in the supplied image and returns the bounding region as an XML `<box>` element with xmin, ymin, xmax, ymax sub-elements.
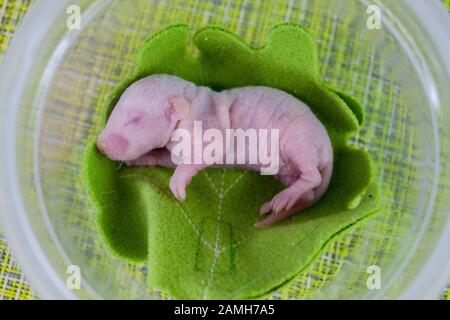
<box><xmin>83</xmin><ymin>23</ymin><xmax>380</xmax><ymax>299</ymax></box>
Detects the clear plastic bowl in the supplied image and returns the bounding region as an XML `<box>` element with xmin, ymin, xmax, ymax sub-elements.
<box><xmin>0</xmin><ymin>0</ymin><xmax>449</xmax><ymax>299</ymax></box>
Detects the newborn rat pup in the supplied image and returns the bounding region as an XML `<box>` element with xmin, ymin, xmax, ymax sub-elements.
<box><xmin>97</xmin><ymin>74</ymin><xmax>333</xmax><ymax>227</ymax></box>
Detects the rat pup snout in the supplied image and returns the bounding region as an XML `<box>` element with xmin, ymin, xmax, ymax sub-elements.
<box><xmin>97</xmin><ymin>133</ymin><xmax>129</xmax><ymax>160</ymax></box>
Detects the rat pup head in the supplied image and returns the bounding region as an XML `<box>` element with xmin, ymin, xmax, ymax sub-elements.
<box><xmin>97</xmin><ymin>76</ymin><xmax>191</xmax><ymax>161</ymax></box>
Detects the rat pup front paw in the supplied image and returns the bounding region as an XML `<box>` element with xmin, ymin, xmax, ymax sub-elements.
<box><xmin>169</xmin><ymin>164</ymin><xmax>205</xmax><ymax>201</ymax></box>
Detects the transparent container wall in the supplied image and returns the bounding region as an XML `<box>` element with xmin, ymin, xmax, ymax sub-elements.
<box><xmin>8</xmin><ymin>0</ymin><xmax>450</xmax><ymax>299</ymax></box>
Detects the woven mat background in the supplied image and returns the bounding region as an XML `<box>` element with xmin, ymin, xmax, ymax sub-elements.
<box><xmin>0</xmin><ymin>0</ymin><xmax>449</xmax><ymax>300</ymax></box>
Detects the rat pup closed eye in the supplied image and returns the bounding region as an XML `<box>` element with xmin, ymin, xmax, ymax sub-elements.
<box><xmin>97</xmin><ymin>74</ymin><xmax>333</xmax><ymax>227</ymax></box>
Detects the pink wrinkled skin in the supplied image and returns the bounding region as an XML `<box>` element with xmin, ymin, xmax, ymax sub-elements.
<box><xmin>97</xmin><ymin>74</ymin><xmax>333</xmax><ymax>227</ymax></box>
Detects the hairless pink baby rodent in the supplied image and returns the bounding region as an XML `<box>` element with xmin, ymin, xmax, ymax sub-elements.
<box><xmin>97</xmin><ymin>74</ymin><xmax>333</xmax><ymax>227</ymax></box>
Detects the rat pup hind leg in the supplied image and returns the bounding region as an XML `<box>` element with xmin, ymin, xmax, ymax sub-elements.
<box><xmin>257</xmin><ymin>147</ymin><xmax>333</xmax><ymax>226</ymax></box>
<box><xmin>256</xmin><ymin>190</ymin><xmax>316</xmax><ymax>227</ymax></box>
<box><xmin>261</xmin><ymin>167</ymin><xmax>322</xmax><ymax>214</ymax></box>
<box><xmin>258</xmin><ymin>138</ymin><xmax>326</xmax><ymax>216</ymax></box>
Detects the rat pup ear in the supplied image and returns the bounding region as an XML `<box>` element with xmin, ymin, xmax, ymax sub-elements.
<box><xmin>167</xmin><ymin>96</ymin><xmax>190</xmax><ymax>121</ymax></box>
